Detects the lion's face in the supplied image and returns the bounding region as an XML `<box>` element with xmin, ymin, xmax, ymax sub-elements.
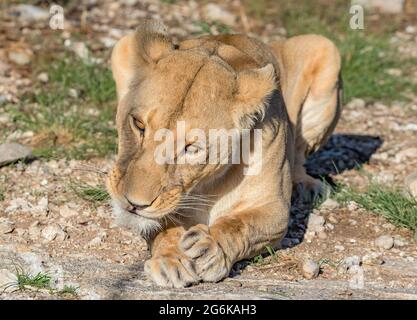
<box><xmin>107</xmin><ymin>21</ymin><xmax>276</xmax><ymax>235</ymax></box>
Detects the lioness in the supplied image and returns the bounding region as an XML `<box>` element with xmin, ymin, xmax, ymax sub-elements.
<box><xmin>107</xmin><ymin>20</ymin><xmax>342</xmax><ymax>287</ymax></box>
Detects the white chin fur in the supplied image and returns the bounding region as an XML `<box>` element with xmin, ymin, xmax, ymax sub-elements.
<box><xmin>112</xmin><ymin>201</ymin><xmax>161</xmax><ymax>237</ymax></box>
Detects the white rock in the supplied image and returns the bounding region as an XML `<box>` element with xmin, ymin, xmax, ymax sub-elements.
<box><xmin>301</xmin><ymin>260</ymin><xmax>320</xmax><ymax>279</ymax></box>
<box><xmin>0</xmin><ymin>218</ymin><xmax>15</xmax><ymax>234</ymax></box>
<box><xmin>347</xmin><ymin>201</ymin><xmax>360</xmax><ymax>211</ymax></box>
<box><xmin>395</xmin><ymin>148</ymin><xmax>417</xmax><ymax>162</ymax></box>
<box><xmin>19</xmin><ymin>252</ymin><xmax>45</xmax><ymax>275</ymax></box>
<box><xmin>307</xmin><ymin>213</ymin><xmax>325</xmax><ymax>233</ymax></box>
<box><xmin>72</xmin><ymin>42</ymin><xmax>90</xmax><ymax>61</ymax></box>
<box><xmin>68</xmin><ymin>88</ymin><xmax>79</xmax><ymax>98</ymax></box>
<box><xmin>29</xmin><ymin>197</ymin><xmax>48</xmax><ymax>217</ymax></box>
<box><xmin>386</xmin><ymin>68</ymin><xmax>402</xmax><ymax>77</ymax></box>
<box><xmin>0</xmin><ymin>269</ymin><xmax>17</xmax><ymax>292</ymax></box>
<box><xmin>0</xmin><ymin>143</ymin><xmax>32</xmax><ymax>167</ymax></box>
<box><xmin>335</xmin><ymin>245</ymin><xmax>345</xmax><ymax>251</ymax></box>
<box><xmin>317</xmin><ymin>231</ymin><xmax>327</xmax><ymax>239</ymax></box>
<box><xmin>373</xmin><ymin>172</ymin><xmax>395</xmax><ymax>184</ymax></box>
<box><xmin>375</xmin><ymin>235</ymin><xmax>394</xmax><ymax>250</ymax></box>
<box><xmin>41</xmin><ymin>224</ymin><xmax>67</xmax><ymax>242</ymax></box>
<box><xmin>362</xmin><ymin>252</ymin><xmax>384</xmax><ymax>265</ymax></box>
<box><xmin>320</xmin><ymin>198</ymin><xmax>340</xmax><ymax>210</ymax></box>
<box><xmin>404</xmin><ymin>123</ymin><xmax>417</xmax><ymax>131</ymax></box>
<box><xmin>100</xmin><ymin>37</ymin><xmax>117</xmax><ymax>48</ymax></box>
<box><xmin>37</xmin><ymin>72</ymin><xmax>49</xmax><ymax>83</ymax></box>
<box><xmin>351</xmin><ymin>0</ymin><xmax>404</xmax><ymax>14</ymax></box>
<box><xmin>202</xmin><ymin>3</ymin><xmax>237</xmax><ymax>26</ymax></box>
<box><xmin>0</xmin><ymin>114</ymin><xmax>10</xmax><ymax>124</ymax></box>
<box><xmin>28</xmin><ymin>224</ymin><xmax>41</xmax><ymax>240</ymax></box>
<box><xmin>87</xmin><ymin>231</ymin><xmax>107</xmax><ymax>248</ymax></box>
<box><xmin>394</xmin><ymin>235</ymin><xmax>408</xmax><ymax>247</ymax></box>
<box><xmin>12</xmin><ymin>4</ymin><xmax>49</xmax><ymax>21</ymax></box>
<box><xmin>346</xmin><ymin>98</ymin><xmax>366</xmax><ymax>109</ymax></box>
<box><xmin>405</xmin><ymin>173</ymin><xmax>417</xmax><ymax>199</ymax></box>
<box><xmin>59</xmin><ymin>204</ymin><xmax>78</xmax><ymax>218</ymax></box>
<box><xmin>343</xmin><ymin>255</ymin><xmax>362</xmax><ymax>267</ymax></box>
<box><xmin>5</xmin><ymin>198</ymin><xmax>31</xmax><ymax>213</ymax></box>
<box><xmin>405</xmin><ymin>25</ymin><xmax>416</xmax><ymax>34</ymax></box>
<box><xmin>7</xmin><ymin>50</ymin><xmax>32</xmax><ymax>66</ymax></box>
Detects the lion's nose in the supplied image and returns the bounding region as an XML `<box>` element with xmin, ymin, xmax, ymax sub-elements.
<box><xmin>125</xmin><ymin>197</ymin><xmax>151</xmax><ymax>212</ymax></box>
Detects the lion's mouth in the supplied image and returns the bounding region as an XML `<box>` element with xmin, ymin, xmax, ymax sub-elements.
<box><xmin>124</xmin><ymin>203</ymin><xmax>175</xmax><ymax>220</ymax></box>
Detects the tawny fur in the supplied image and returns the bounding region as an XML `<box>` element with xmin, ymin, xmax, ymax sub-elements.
<box><xmin>107</xmin><ymin>20</ymin><xmax>342</xmax><ymax>288</ymax></box>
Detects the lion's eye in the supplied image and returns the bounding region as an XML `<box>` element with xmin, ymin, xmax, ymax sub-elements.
<box><xmin>131</xmin><ymin>116</ymin><xmax>145</xmax><ymax>133</ymax></box>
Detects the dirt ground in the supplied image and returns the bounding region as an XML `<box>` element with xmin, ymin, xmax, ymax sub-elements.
<box><xmin>1</xmin><ymin>1</ymin><xmax>417</xmax><ymax>300</ymax></box>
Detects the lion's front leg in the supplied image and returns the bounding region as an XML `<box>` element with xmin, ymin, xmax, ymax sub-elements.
<box><xmin>144</xmin><ymin>227</ymin><xmax>201</xmax><ymax>288</ymax></box>
<box><xmin>179</xmin><ymin>206</ymin><xmax>288</xmax><ymax>283</ymax></box>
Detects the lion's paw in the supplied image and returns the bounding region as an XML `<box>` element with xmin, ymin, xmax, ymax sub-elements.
<box><xmin>179</xmin><ymin>224</ymin><xmax>229</xmax><ymax>283</ymax></box>
<box><xmin>144</xmin><ymin>252</ymin><xmax>200</xmax><ymax>288</ymax></box>
<box><xmin>294</xmin><ymin>175</ymin><xmax>331</xmax><ymax>203</ymax></box>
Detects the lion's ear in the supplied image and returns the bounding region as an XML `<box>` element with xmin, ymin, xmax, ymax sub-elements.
<box><xmin>111</xmin><ymin>19</ymin><xmax>174</xmax><ymax>101</ymax></box>
<box><xmin>232</xmin><ymin>63</ymin><xmax>277</xmax><ymax>128</ymax></box>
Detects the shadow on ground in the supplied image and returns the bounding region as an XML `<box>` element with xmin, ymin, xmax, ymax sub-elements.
<box><xmin>283</xmin><ymin>133</ymin><xmax>383</xmax><ymax>249</ymax></box>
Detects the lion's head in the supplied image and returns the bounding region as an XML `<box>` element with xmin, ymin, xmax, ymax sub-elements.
<box><xmin>107</xmin><ymin>20</ymin><xmax>276</xmax><ymax>237</ymax></box>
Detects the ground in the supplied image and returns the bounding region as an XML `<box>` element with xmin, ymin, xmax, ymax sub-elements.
<box><xmin>0</xmin><ymin>0</ymin><xmax>417</xmax><ymax>300</ymax></box>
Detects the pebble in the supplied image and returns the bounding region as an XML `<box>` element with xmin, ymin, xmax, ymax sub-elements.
<box><xmin>335</xmin><ymin>245</ymin><xmax>345</xmax><ymax>251</ymax></box>
<box><xmin>362</xmin><ymin>252</ymin><xmax>385</xmax><ymax>265</ymax></box>
<box><xmin>19</xmin><ymin>252</ymin><xmax>45</xmax><ymax>275</ymax></box>
<box><xmin>37</xmin><ymin>72</ymin><xmax>49</xmax><ymax>83</ymax></box>
<box><xmin>0</xmin><ymin>269</ymin><xmax>17</xmax><ymax>292</ymax></box>
<box><xmin>405</xmin><ymin>173</ymin><xmax>417</xmax><ymax>199</ymax></box>
<box><xmin>68</xmin><ymin>88</ymin><xmax>79</xmax><ymax>98</ymax></box>
<box><xmin>352</xmin><ymin>0</ymin><xmax>405</xmax><ymax>14</ymax></box>
<box><xmin>347</xmin><ymin>201</ymin><xmax>360</xmax><ymax>211</ymax></box>
<box><xmin>346</xmin><ymin>98</ymin><xmax>366</xmax><ymax>109</ymax></box>
<box><xmin>202</xmin><ymin>3</ymin><xmax>237</xmax><ymax>26</ymax></box>
<box><xmin>41</xmin><ymin>224</ymin><xmax>67</xmax><ymax>242</ymax></box>
<box><xmin>0</xmin><ymin>143</ymin><xmax>32</xmax><ymax>167</ymax></box>
<box><xmin>343</xmin><ymin>255</ymin><xmax>362</xmax><ymax>267</ymax></box>
<box><xmin>320</xmin><ymin>198</ymin><xmax>340</xmax><ymax>210</ymax></box>
<box><xmin>318</xmin><ymin>231</ymin><xmax>327</xmax><ymax>239</ymax></box>
<box><xmin>71</xmin><ymin>42</ymin><xmax>90</xmax><ymax>61</ymax></box>
<box><xmin>7</xmin><ymin>49</ymin><xmax>32</xmax><ymax>66</ymax></box>
<box><xmin>325</xmin><ymin>223</ymin><xmax>334</xmax><ymax>231</ymax></box>
<box><xmin>348</xmin><ymin>219</ymin><xmax>358</xmax><ymax>226</ymax></box>
<box><xmin>307</xmin><ymin>213</ymin><xmax>325</xmax><ymax>233</ymax></box>
<box><xmin>87</xmin><ymin>231</ymin><xmax>107</xmax><ymax>248</ymax></box>
<box><xmin>0</xmin><ymin>218</ymin><xmax>15</xmax><ymax>234</ymax></box>
<box><xmin>328</xmin><ymin>214</ymin><xmax>339</xmax><ymax>224</ymax></box>
<box><xmin>375</xmin><ymin>235</ymin><xmax>394</xmax><ymax>250</ymax></box>
<box><xmin>395</xmin><ymin>148</ymin><xmax>417</xmax><ymax>162</ymax></box>
<box><xmin>11</xmin><ymin>4</ymin><xmax>49</xmax><ymax>21</ymax></box>
<box><xmin>301</xmin><ymin>259</ymin><xmax>320</xmax><ymax>279</ymax></box>
<box><xmin>28</xmin><ymin>223</ymin><xmax>41</xmax><ymax>240</ymax></box>
<box><xmin>393</xmin><ymin>235</ymin><xmax>408</xmax><ymax>247</ymax></box>
<box><xmin>59</xmin><ymin>204</ymin><xmax>78</xmax><ymax>218</ymax></box>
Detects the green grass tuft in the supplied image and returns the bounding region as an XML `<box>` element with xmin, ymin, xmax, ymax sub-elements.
<box><xmin>335</xmin><ymin>183</ymin><xmax>417</xmax><ymax>231</ymax></box>
<box><xmin>4</xmin><ymin>54</ymin><xmax>117</xmax><ymax>160</ymax></box>
<box><xmin>193</xmin><ymin>20</ymin><xmax>232</xmax><ymax>35</ymax></box>
<box><xmin>58</xmin><ymin>285</ymin><xmax>79</xmax><ymax>297</ymax></box>
<box><xmin>69</xmin><ymin>180</ymin><xmax>110</xmax><ymax>203</ymax></box>
<box><xmin>14</xmin><ymin>266</ymin><xmax>52</xmax><ymax>291</ymax></box>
